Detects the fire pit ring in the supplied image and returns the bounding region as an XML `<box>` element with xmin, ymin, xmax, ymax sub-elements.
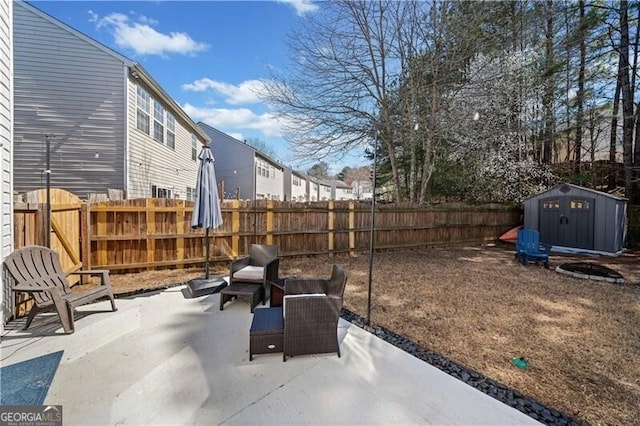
<box><xmin>555</xmin><ymin>262</ymin><xmax>624</xmax><ymax>284</ymax></box>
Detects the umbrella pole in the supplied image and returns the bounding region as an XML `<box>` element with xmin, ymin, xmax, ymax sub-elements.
<box><xmin>205</xmin><ymin>228</ymin><xmax>210</xmax><ymax>279</ymax></box>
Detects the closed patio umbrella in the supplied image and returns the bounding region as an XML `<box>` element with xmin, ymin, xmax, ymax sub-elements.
<box><xmin>188</xmin><ymin>144</ymin><xmax>226</xmax><ymax>296</ymax></box>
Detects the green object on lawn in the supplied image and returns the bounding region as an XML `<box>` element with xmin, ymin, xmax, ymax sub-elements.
<box><xmin>512</xmin><ymin>357</ymin><xmax>529</xmax><ymax>369</ymax></box>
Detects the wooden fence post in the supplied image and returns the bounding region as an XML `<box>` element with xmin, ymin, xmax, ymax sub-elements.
<box><xmin>328</xmin><ymin>200</ymin><xmax>334</xmax><ymax>256</ymax></box>
<box><xmin>80</xmin><ymin>202</ymin><xmax>91</xmax><ymax>274</ymax></box>
<box><xmin>231</xmin><ymin>200</ymin><xmax>240</xmax><ymax>257</ymax></box>
<box><xmin>146</xmin><ymin>199</ymin><xmax>156</xmax><ymax>270</ymax></box>
<box><xmin>266</xmin><ymin>200</ymin><xmax>274</xmax><ymax>246</ymax></box>
<box><xmin>349</xmin><ymin>201</ymin><xmax>355</xmax><ymax>256</ymax></box>
<box><xmin>97</xmin><ymin>206</ymin><xmax>107</xmax><ymax>267</ymax></box>
<box><xmin>36</xmin><ymin>203</ymin><xmax>47</xmax><ymax>247</ymax></box>
<box><xmin>176</xmin><ymin>199</ymin><xmax>185</xmax><ymax>269</ymax></box>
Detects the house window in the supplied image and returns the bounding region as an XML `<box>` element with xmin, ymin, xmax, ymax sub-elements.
<box><xmin>166</xmin><ymin>114</ymin><xmax>176</xmax><ymax>149</ymax></box>
<box><xmin>543</xmin><ymin>199</ymin><xmax>560</xmax><ymax>209</ymax></box>
<box><xmin>192</xmin><ymin>135</ymin><xmax>198</xmax><ymax>161</ymax></box>
<box><xmin>153</xmin><ymin>100</ymin><xmax>165</xmax><ymax>143</ymax></box>
<box><xmin>186</xmin><ymin>186</ymin><xmax>195</xmax><ymax>201</ymax></box>
<box><xmin>151</xmin><ymin>185</ymin><xmax>172</xmax><ymax>199</ymax></box>
<box><xmin>136</xmin><ymin>86</ymin><xmax>150</xmax><ymax>134</ymax></box>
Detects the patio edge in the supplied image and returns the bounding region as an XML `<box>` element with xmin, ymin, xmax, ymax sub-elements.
<box><xmin>340</xmin><ymin>309</ymin><xmax>584</xmax><ymax>426</ymax></box>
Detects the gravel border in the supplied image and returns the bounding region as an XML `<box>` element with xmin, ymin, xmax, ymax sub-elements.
<box><xmin>341</xmin><ymin>309</ymin><xmax>584</xmax><ymax>426</ymax></box>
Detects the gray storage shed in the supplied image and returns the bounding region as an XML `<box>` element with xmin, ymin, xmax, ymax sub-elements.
<box><xmin>524</xmin><ymin>183</ymin><xmax>627</xmax><ymax>254</ymax></box>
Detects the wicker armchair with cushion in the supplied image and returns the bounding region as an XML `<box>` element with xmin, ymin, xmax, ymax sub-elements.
<box><xmin>220</xmin><ymin>244</ymin><xmax>279</xmax><ymax>312</ymax></box>
<box><xmin>282</xmin><ymin>264</ymin><xmax>348</xmax><ymax>361</ymax></box>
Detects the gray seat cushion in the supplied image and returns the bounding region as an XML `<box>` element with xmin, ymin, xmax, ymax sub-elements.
<box><xmin>234</xmin><ymin>265</ymin><xmax>264</xmax><ymax>281</ymax></box>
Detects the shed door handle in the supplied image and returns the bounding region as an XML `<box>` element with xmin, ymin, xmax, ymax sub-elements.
<box><xmin>560</xmin><ymin>216</ymin><xmax>569</xmax><ymax>225</ymax></box>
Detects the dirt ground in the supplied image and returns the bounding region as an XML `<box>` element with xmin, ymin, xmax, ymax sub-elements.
<box><xmin>104</xmin><ymin>244</ymin><xmax>640</xmax><ymax>425</ymax></box>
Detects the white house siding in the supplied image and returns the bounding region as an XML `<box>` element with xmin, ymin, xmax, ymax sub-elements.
<box><xmin>13</xmin><ymin>2</ymin><xmax>127</xmax><ymax>199</ymax></box>
<box><xmin>126</xmin><ymin>79</ymin><xmax>203</xmax><ymax>199</ymax></box>
<box><xmin>335</xmin><ymin>186</ymin><xmax>353</xmax><ymax>200</ymax></box>
<box><xmin>319</xmin><ymin>182</ymin><xmax>332</xmax><ymax>201</ymax></box>
<box><xmin>1</xmin><ymin>0</ymin><xmax>13</xmax><ymax>328</ymax></box>
<box><xmin>307</xmin><ymin>179</ymin><xmax>319</xmax><ymax>201</ymax></box>
<box><xmin>255</xmin><ymin>156</ymin><xmax>283</xmax><ymax>201</ymax></box>
<box><xmin>291</xmin><ymin>173</ymin><xmax>307</xmax><ymax>201</ymax></box>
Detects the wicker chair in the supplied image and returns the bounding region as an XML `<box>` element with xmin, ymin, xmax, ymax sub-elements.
<box><xmin>220</xmin><ymin>244</ymin><xmax>279</xmax><ymax>312</ymax></box>
<box><xmin>282</xmin><ymin>264</ymin><xmax>348</xmax><ymax>361</ymax></box>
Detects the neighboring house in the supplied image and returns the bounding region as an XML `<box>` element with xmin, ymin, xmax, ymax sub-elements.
<box><xmin>12</xmin><ymin>1</ymin><xmax>209</xmax><ymax>200</ymax></box>
<box><xmin>318</xmin><ymin>180</ymin><xmax>332</xmax><ymax>201</ymax></box>
<box><xmin>327</xmin><ymin>179</ymin><xmax>354</xmax><ymax>201</ymax></box>
<box><xmin>352</xmin><ymin>179</ymin><xmax>373</xmax><ymax>200</ymax></box>
<box><xmin>1</xmin><ymin>0</ymin><xmax>13</xmax><ymax>329</ymax></box>
<box><xmin>284</xmin><ymin>167</ymin><xmax>308</xmax><ymax>202</ymax></box>
<box><xmin>198</xmin><ymin>123</ymin><xmax>284</xmax><ymax>201</ymax></box>
<box><xmin>306</xmin><ymin>177</ymin><xmax>319</xmax><ymax>202</ymax></box>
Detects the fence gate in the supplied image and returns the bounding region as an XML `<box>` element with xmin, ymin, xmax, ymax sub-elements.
<box><xmin>7</xmin><ymin>189</ymin><xmax>83</xmax><ymax>322</ymax></box>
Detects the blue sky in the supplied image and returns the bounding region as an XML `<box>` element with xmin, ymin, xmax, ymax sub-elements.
<box><xmin>32</xmin><ymin>0</ymin><xmax>366</xmax><ymax>174</ymax></box>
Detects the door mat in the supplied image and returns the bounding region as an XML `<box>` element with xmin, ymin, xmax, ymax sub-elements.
<box><xmin>0</xmin><ymin>350</ymin><xmax>63</xmax><ymax>405</ymax></box>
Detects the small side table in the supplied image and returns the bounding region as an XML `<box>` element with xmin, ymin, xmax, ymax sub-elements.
<box><xmin>269</xmin><ymin>278</ymin><xmax>286</xmax><ymax>307</ymax></box>
<box><xmin>249</xmin><ymin>307</ymin><xmax>284</xmax><ymax>361</ymax></box>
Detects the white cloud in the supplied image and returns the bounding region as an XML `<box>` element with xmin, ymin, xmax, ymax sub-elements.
<box><xmin>92</xmin><ymin>12</ymin><xmax>209</xmax><ymax>57</ymax></box>
<box><xmin>227</xmin><ymin>132</ymin><xmax>245</xmax><ymax>141</ymax></box>
<box><xmin>181</xmin><ymin>79</ymin><xmax>266</xmax><ymax>105</ymax></box>
<box><xmin>182</xmin><ymin>103</ymin><xmax>284</xmax><ymax>138</ymax></box>
<box><xmin>278</xmin><ymin>0</ymin><xmax>319</xmax><ymax>16</ymax></box>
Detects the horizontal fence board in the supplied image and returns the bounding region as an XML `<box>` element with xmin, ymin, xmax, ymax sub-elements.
<box><xmin>13</xmin><ymin>195</ymin><xmax>524</xmax><ymax>273</ymax></box>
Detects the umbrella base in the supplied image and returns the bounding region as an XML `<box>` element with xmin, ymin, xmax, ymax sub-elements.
<box><xmin>187</xmin><ymin>276</ymin><xmax>227</xmax><ymax>298</ymax></box>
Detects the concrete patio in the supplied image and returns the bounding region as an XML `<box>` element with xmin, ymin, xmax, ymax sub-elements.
<box><xmin>1</xmin><ymin>286</ymin><xmax>540</xmax><ymax>425</ymax></box>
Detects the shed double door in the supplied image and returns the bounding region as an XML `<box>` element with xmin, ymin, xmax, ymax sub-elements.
<box><xmin>539</xmin><ymin>196</ymin><xmax>594</xmax><ymax>250</ymax></box>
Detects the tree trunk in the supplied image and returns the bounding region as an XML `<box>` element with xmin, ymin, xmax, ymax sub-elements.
<box><xmin>618</xmin><ymin>1</ymin><xmax>635</xmax><ymax>201</ymax></box>
<box><xmin>542</xmin><ymin>0</ymin><xmax>555</xmax><ymax>165</ymax></box>
<box><xmin>609</xmin><ymin>81</ymin><xmax>622</xmax><ymax>190</ymax></box>
<box><xmin>574</xmin><ymin>0</ymin><xmax>586</xmax><ymax>174</ymax></box>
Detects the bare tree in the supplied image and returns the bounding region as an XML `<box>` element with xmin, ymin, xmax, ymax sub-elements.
<box><xmin>262</xmin><ymin>0</ymin><xmax>408</xmax><ymax>200</ymax></box>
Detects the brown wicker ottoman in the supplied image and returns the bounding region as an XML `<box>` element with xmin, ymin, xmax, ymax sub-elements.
<box><xmin>220</xmin><ymin>282</ymin><xmax>264</xmax><ymax>313</ymax></box>
<box><xmin>249</xmin><ymin>307</ymin><xmax>284</xmax><ymax>361</ymax></box>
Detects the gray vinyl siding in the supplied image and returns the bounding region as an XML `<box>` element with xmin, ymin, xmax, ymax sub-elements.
<box><xmin>13</xmin><ymin>2</ymin><xmax>126</xmax><ymax>198</ymax></box>
<box><xmin>127</xmin><ymin>79</ymin><xmax>202</xmax><ymax>199</ymax></box>
<box><xmin>1</xmin><ymin>0</ymin><xmax>13</xmax><ymax>327</ymax></box>
<box><xmin>199</xmin><ymin>123</ymin><xmax>257</xmax><ymax>200</ymax></box>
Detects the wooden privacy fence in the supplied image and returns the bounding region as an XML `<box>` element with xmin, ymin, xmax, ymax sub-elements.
<box><xmin>13</xmin><ymin>193</ymin><xmax>521</xmax><ymax>273</ymax></box>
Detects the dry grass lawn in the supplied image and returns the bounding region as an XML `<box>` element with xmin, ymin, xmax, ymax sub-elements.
<box><xmin>105</xmin><ymin>244</ymin><xmax>640</xmax><ymax>425</ymax></box>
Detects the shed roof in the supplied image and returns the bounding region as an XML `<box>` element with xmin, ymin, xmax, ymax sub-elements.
<box><xmin>525</xmin><ymin>183</ymin><xmax>627</xmax><ymax>202</ymax></box>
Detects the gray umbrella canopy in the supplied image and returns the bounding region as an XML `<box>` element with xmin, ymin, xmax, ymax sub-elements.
<box><xmin>192</xmin><ymin>145</ymin><xmax>223</xmax><ymax>230</ymax></box>
<box><xmin>191</xmin><ymin>145</ymin><xmax>223</xmax><ymax>278</ymax></box>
